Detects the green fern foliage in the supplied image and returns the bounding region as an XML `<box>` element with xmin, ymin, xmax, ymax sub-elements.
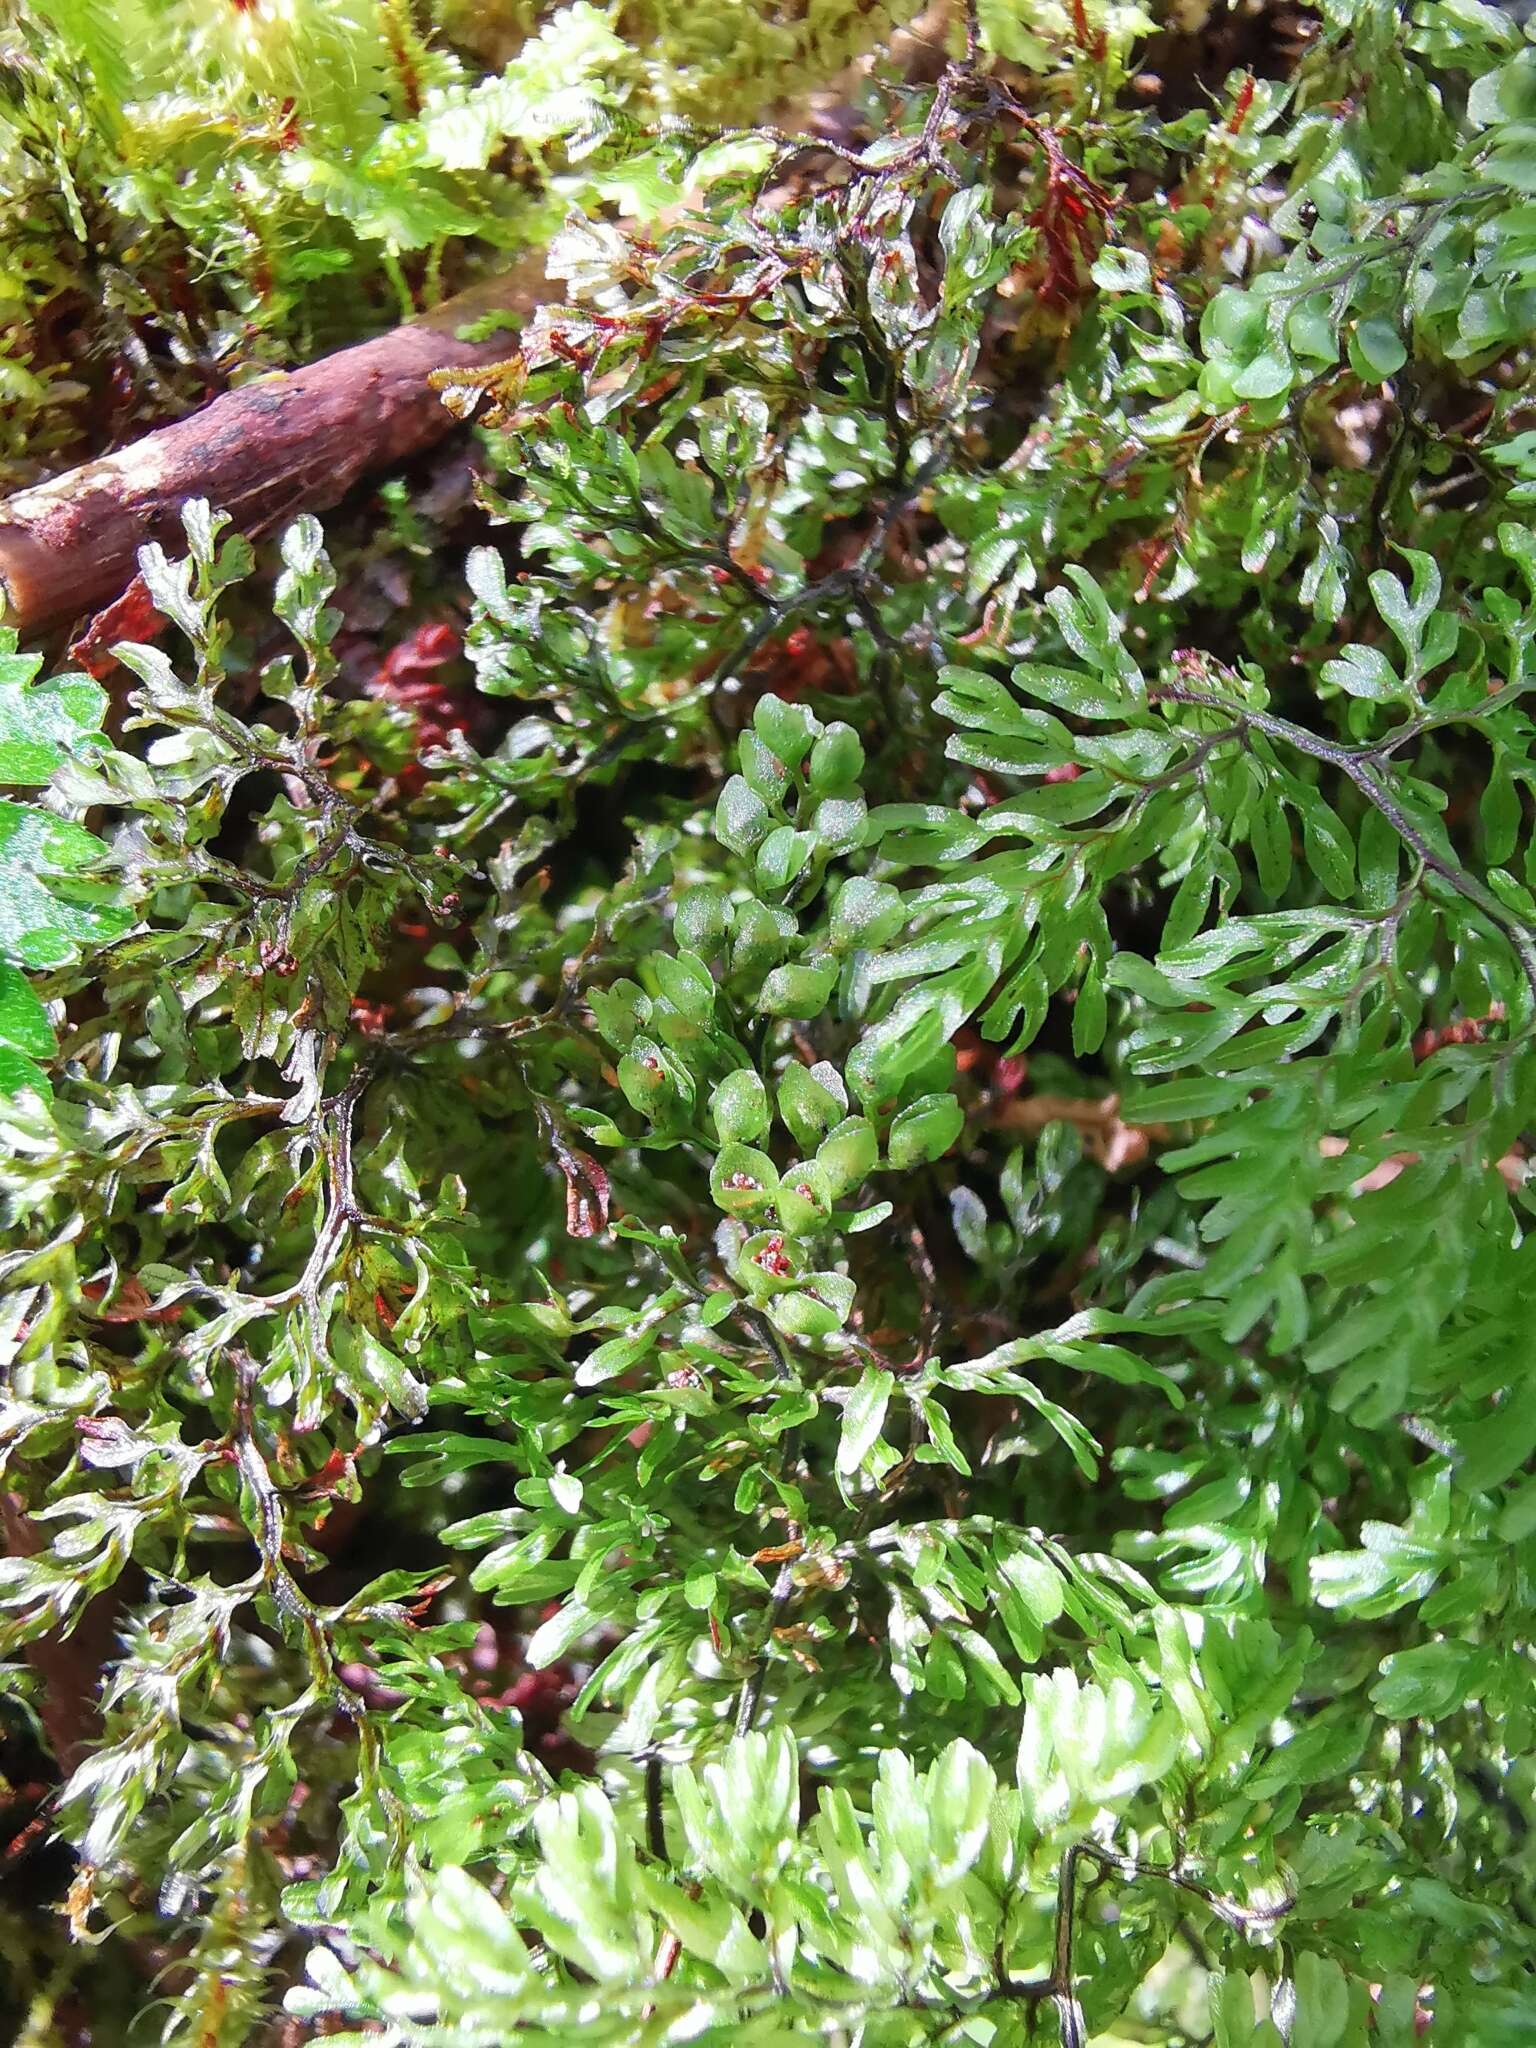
<box><xmin>4</xmin><ymin>1</ymin><xmax>1536</xmax><ymax>2043</ymax></box>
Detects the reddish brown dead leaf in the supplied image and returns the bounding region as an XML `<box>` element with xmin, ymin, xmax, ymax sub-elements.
<box><xmin>81</xmin><ymin>1274</ymin><xmax>184</xmax><ymax>1324</ymax></box>
<box><xmin>67</xmin><ymin>573</ymin><xmax>168</xmax><ymax>680</ymax></box>
<box><xmin>1412</xmin><ymin>1002</ymin><xmax>1505</xmax><ymax>1062</ymax></box>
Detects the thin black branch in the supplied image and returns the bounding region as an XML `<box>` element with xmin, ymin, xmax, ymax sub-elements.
<box><xmin>732</xmin><ymin>1556</ymin><xmax>798</xmax><ymax>1738</ymax></box>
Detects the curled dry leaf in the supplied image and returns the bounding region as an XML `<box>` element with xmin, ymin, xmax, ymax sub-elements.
<box><xmin>534</xmin><ymin>1099</ymin><xmax>612</xmax><ymax>1236</ymax></box>
<box><xmin>66</xmin><ymin>573</ymin><xmax>168</xmax><ymax>681</ymax></box>
<box><xmin>560</xmin><ymin>1144</ymin><xmax>611</xmax><ymax>1238</ymax></box>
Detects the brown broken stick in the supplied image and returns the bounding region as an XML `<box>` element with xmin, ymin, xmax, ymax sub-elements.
<box><xmin>0</xmin><ymin>257</ymin><xmax>549</xmax><ymax>639</ymax></box>
<box><xmin>994</xmin><ymin>1091</ymin><xmax>1167</xmax><ymax>1174</ymax></box>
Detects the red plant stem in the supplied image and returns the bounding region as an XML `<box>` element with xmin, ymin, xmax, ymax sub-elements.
<box><xmin>1071</xmin><ymin>0</ymin><xmax>1107</xmax><ymax>61</ymax></box>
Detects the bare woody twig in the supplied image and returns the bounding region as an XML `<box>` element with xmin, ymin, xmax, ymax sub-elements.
<box><xmin>0</xmin><ymin>259</ymin><xmax>550</xmax><ymax>637</ymax></box>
